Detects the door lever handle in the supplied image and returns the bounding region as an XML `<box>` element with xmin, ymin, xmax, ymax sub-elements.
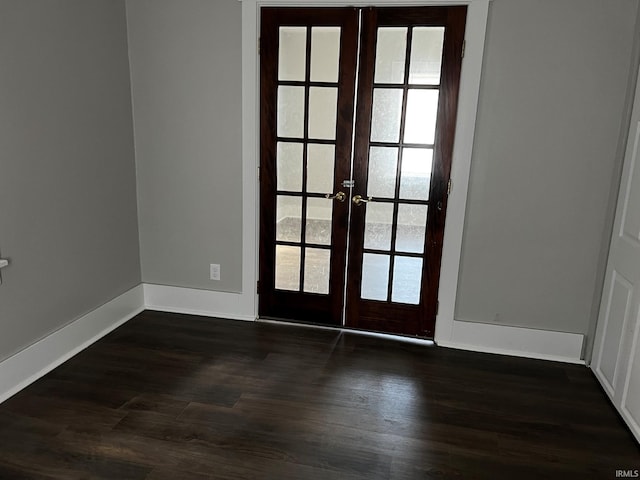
<box><xmin>325</xmin><ymin>191</ymin><xmax>346</xmax><ymax>202</ymax></box>
<box><xmin>352</xmin><ymin>194</ymin><xmax>373</xmax><ymax>206</ymax></box>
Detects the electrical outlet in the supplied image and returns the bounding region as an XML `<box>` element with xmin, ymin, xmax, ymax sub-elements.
<box><xmin>210</xmin><ymin>263</ymin><xmax>221</xmax><ymax>281</ymax></box>
<box><xmin>0</xmin><ymin>256</ymin><xmax>7</xmax><ymax>286</ymax></box>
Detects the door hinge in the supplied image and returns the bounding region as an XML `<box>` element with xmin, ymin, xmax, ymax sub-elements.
<box><xmin>436</xmin><ymin>300</ymin><xmax>439</xmax><ymax>316</ymax></box>
<box><xmin>461</xmin><ymin>40</ymin><xmax>466</xmax><ymax>59</ymax></box>
<box><xmin>258</xmin><ymin>37</ymin><xmax>261</xmax><ymax>55</ymax></box>
<box><xmin>257</xmin><ymin>281</ymin><xmax>260</xmax><ymax>294</ymax></box>
<box><xmin>447</xmin><ymin>179</ymin><xmax>452</xmax><ymax>196</ymax></box>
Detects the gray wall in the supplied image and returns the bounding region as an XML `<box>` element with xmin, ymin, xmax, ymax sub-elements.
<box><xmin>125</xmin><ymin>0</ymin><xmax>640</xmax><ymax>332</ymax></box>
<box><xmin>456</xmin><ymin>0</ymin><xmax>639</xmax><ymax>334</ymax></box>
<box><xmin>0</xmin><ymin>0</ymin><xmax>141</xmax><ymax>361</ymax></box>
<box><xmin>126</xmin><ymin>0</ymin><xmax>243</xmax><ymax>293</ymax></box>
<box><xmin>2</xmin><ymin>0</ymin><xmax>631</xmax><ymax>364</ymax></box>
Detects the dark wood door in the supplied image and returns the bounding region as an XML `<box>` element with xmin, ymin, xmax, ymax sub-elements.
<box><xmin>345</xmin><ymin>7</ymin><xmax>466</xmax><ymax>337</ymax></box>
<box><xmin>259</xmin><ymin>8</ymin><xmax>359</xmax><ymax>325</ymax></box>
<box><xmin>259</xmin><ymin>6</ymin><xmax>466</xmax><ymax>337</ymax></box>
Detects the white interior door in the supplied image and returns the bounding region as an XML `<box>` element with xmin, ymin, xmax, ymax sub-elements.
<box><xmin>592</xmin><ymin>66</ymin><xmax>640</xmax><ymax>444</ymax></box>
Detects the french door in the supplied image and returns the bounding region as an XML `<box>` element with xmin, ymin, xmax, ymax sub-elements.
<box><xmin>259</xmin><ymin>6</ymin><xmax>466</xmax><ymax>338</ymax></box>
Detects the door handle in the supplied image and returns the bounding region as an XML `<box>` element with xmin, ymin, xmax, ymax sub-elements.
<box><xmin>325</xmin><ymin>191</ymin><xmax>346</xmax><ymax>202</ymax></box>
<box><xmin>352</xmin><ymin>194</ymin><xmax>373</xmax><ymax>206</ymax></box>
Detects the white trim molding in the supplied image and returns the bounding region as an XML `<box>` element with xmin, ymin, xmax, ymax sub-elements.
<box><xmin>242</xmin><ymin>0</ymin><xmax>492</xmax><ymax>338</ymax></box>
<box><xmin>242</xmin><ymin>0</ymin><xmax>261</xmax><ymax>323</ymax></box>
<box><xmin>0</xmin><ymin>285</ymin><xmax>145</xmax><ymax>404</ymax></box>
<box><xmin>433</xmin><ymin>0</ymin><xmax>490</xmax><ymax>345</ymax></box>
<box><xmin>143</xmin><ymin>284</ymin><xmax>256</xmax><ymax>322</ymax></box>
<box><xmin>438</xmin><ymin>320</ymin><xmax>585</xmax><ymax>364</ymax></box>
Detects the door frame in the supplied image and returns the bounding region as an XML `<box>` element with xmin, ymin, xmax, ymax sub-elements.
<box><xmin>241</xmin><ymin>0</ymin><xmax>491</xmax><ymax>343</ymax></box>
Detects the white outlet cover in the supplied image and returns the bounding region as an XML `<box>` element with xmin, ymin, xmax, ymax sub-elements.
<box><xmin>210</xmin><ymin>263</ymin><xmax>220</xmax><ymax>281</ymax></box>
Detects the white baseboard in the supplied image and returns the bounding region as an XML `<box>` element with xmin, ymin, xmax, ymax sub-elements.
<box><xmin>0</xmin><ymin>282</ymin><xmax>585</xmax><ymax>406</ymax></box>
<box><xmin>143</xmin><ymin>284</ymin><xmax>584</xmax><ymax>363</ymax></box>
<box><xmin>143</xmin><ymin>284</ymin><xmax>256</xmax><ymax>322</ymax></box>
<box><xmin>0</xmin><ymin>284</ymin><xmax>144</xmax><ymax>404</ymax></box>
<box><xmin>437</xmin><ymin>319</ymin><xmax>585</xmax><ymax>364</ymax></box>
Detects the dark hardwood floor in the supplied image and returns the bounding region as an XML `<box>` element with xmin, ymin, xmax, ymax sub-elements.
<box><xmin>0</xmin><ymin>311</ymin><xmax>637</xmax><ymax>479</ymax></box>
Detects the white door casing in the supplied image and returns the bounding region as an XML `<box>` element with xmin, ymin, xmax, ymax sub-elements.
<box><xmin>241</xmin><ymin>0</ymin><xmax>490</xmax><ymax>331</ymax></box>
<box><xmin>592</xmin><ymin>65</ymin><xmax>640</xmax><ymax>444</ymax></box>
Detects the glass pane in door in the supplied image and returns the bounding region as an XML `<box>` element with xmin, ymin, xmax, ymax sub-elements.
<box><xmin>277</xmin><ymin>86</ymin><xmax>305</xmax><ymax>138</ymax></box>
<box><xmin>310</xmin><ymin>27</ymin><xmax>341</xmax><ymax>82</ymax></box>
<box><xmin>367</xmin><ymin>147</ymin><xmax>398</xmax><ymax>198</ymax></box>
<box><xmin>396</xmin><ymin>204</ymin><xmax>428</xmax><ymax>253</ymax></box>
<box><xmin>391</xmin><ymin>257</ymin><xmax>422</xmax><ymax>304</ymax></box>
<box><xmin>275</xmin><ymin>245</ymin><xmax>301</xmax><ymax>291</ymax></box>
<box><xmin>276</xmin><ymin>196</ymin><xmax>302</xmax><ymax>242</ymax></box>
<box><xmin>307</xmin><ymin>144</ymin><xmax>335</xmax><ymax>194</ymax></box>
<box><xmin>308</xmin><ymin>87</ymin><xmax>338</xmax><ymax>140</ymax></box>
<box><xmin>370</xmin><ymin>88</ymin><xmax>403</xmax><ymax>142</ymax></box>
<box><xmin>361</xmin><ymin>253</ymin><xmax>390</xmax><ymax>301</ymax></box>
<box><xmin>399</xmin><ymin>148</ymin><xmax>433</xmax><ymax>201</ymax></box>
<box><xmin>304</xmin><ymin>248</ymin><xmax>331</xmax><ymax>294</ymax></box>
<box><xmin>374</xmin><ymin>27</ymin><xmax>407</xmax><ymax>84</ymax></box>
<box><xmin>408</xmin><ymin>27</ymin><xmax>445</xmax><ymax>85</ymax></box>
<box><xmin>277</xmin><ymin>142</ymin><xmax>303</xmax><ymax>191</ymax></box>
<box><xmin>279</xmin><ymin>27</ymin><xmax>307</xmax><ymax>81</ymax></box>
<box><xmin>403</xmin><ymin>89</ymin><xmax>439</xmax><ymax>144</ymax></box>
<box><xmin>306</xmin><ymin>198</ymin><xmax>333</xmax><ymax>245</ymax></box>
<box><xmin>364</xmin><ymin>202</ymin><xmax>394</xmax><ymax>250</ymax></box>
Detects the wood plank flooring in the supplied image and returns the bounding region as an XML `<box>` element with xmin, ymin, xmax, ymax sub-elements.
<box><xmin>0</xmin><ymin>310</ymin><xmax>637</xmax><ymax>479</ymax></box>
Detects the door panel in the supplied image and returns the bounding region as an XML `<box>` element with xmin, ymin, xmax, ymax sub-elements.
<box><xmin>592</xmin><ymin>63</ymin><xmax>640</xmax><ymax>443</ymax></box>
<box><xmin>259</xmin><ymin>6</ymin><xmax>466</xmax><ymax>338</ymax></box>
<box><xmin>598</xmin><ymin>271</ymin><xmax>633</xmax><ymax>395</ymax></box>
<box><xmin>346</xmin><ymin>7</ymin><xmax>466</xmax><ymax>337</ymax></box>
<box><xmin>259</xmin><ymin>8</ymin><xmax>359</xmax><ymax>325</ymax></box>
